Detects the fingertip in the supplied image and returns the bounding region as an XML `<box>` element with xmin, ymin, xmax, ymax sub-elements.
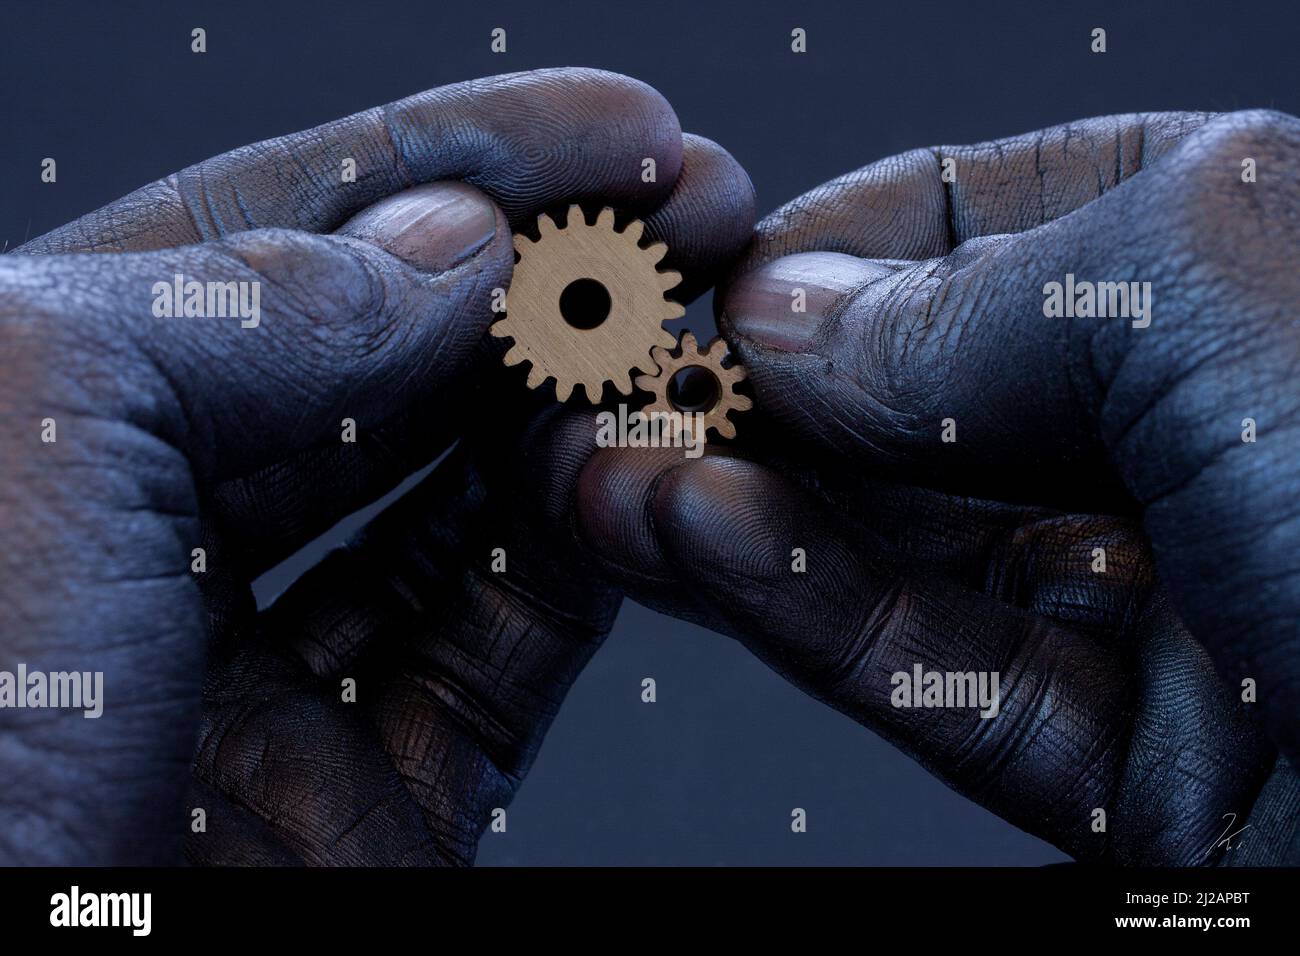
<box><xmin>683</xmin><ymin>132</ymin><xmax>757</xmax><ymax>229</ymax></box>
<box><xmin>335</xmin><ymin>181</ymin><xmax>504</xmax><ymax>275</ymax></box>
<box><xmin>721</xmin><ymin>251</ymin><xmax>890</xmax><ymax>353</ymax></box>
<box><xmin>648</xmin><ymin>456</ymin><xmax>796</xmax><ymax>583</ymax></box>
<box><xmin>464</xmin><ymin>67</ymin><xmax>683</xmax><ymax>221</ymax></box>
<box><xmin>643</xmin><ymin>133</ymin><xmax>757</xmax><ymax>303</ymax></box>
<box><xmin>575</xmin><ymin>451</ymin><xmax>792</xmax><ymax>584</ymax></box>
<box><xmin>575</xmin><ymin>447</ymin><xmax>687</xmax><ymax>577</ymax></box>
<box><xmin>516</xmin><ymin>408</ymin><xmax>607</xmax><ymax>529</ymax></box>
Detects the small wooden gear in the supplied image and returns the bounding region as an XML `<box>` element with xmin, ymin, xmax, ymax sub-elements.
<box><xmin>491</xmin><ymin>206</ymin><xmax>681</xmax><ymax>402</ymax></box>
<box><xmin>634</xmin><ymin>331</ymin><xmax>752</xmax><ymax>442</ymax></box>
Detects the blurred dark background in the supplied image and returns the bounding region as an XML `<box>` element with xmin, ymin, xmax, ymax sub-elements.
<box><xmin>4</xmin><ymin>0</ymin><xmax>1296</xmax><ymax>864</ymax></box>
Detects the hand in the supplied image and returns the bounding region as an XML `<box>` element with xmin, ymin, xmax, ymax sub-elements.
<box><xmin>574</xmin><ymin>110</ymin><xmax>1300</xmax><ymax>864</ymax></box>
<box><xmin>0</xmin><ymin>68</ymin><xmax>754</xmax><ymax>865</ymax></box>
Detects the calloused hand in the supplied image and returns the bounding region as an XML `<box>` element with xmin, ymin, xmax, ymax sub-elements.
<box><xmin>0</xmin><ymin>68</ymin><xmax>754</xmax><ymax>865</ymax></box>
<box><xmin>574</xmin><ymin>110</ymin><xmax>1300</xmax><ymax>865</ymax></box>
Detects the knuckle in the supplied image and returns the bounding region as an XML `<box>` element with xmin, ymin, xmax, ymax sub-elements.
<box><xmin>1203</xmin><ymin>108</ymin><xmax>1300</xmax><ymax>153</ymax></box>
<box><xmin>850</xmin><ymin>264</ymin><xmax>958</xmax><ymax>430</ymax></box>
<box><xmin>218</xmin><ymin>229</ymin><xmax>387</xmax><ymax>329</ymax></box>
<box><xmin>0</xmin><ymin>270</ymin><xmax>106</xmax><ymax>412</ymax></box>
<box><xmin>1170</xmin><ymin>108</ymin><xmax>1299</xmax><ymax>191</ymax></box>
<box><xmin>1151</xmin><ymin>109</ymin><xmax>1300</xmax><ymax>290</ymax></box>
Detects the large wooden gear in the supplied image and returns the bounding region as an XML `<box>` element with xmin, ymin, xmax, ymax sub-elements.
<box><xmin>491</xmin><ymin>206</ymin><xmax>682</xmax><ymax>402</ymax></box>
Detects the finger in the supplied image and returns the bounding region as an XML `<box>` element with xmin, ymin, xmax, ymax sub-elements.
<box><xmin>209</xmin><ymin>410</ymin><xmax>617</xmax><ymax>863</ymax></box>
<box><xmin>580</xmin><ymin>438</ymin><xmax>1154</xmax><ymax>640</ymax></box>
<box><xmin>189</xmin><ymin>643</ymin><xmax>454</xmax><ymax>866</ymax></box>
<box><xmin>805</xmin><ymin>473</ymin><xmax>1158</xmax><ymax>641</ymax></box>
<box><xmin>20</xmin><ymin>68</ymin><xmax>685</xmax><ymax>254</ymax></box>
<box><xmin>731</xmin><ymin>111</ymin><xmax>1216</xmax><ymax>276</ymax></box>
<box><xmin>574</xmin><ymin>452</ymin><xmax>1276</xmax><ymax>863</ymax></box>
<box><xmin>209</xmin><ymin>132</ymin><xmax>755</xmax><ymax>577</ymax></box>
<box><xmin>642</xmin><ymin>133</ymin><xmax>756</xmax><ymax>303</ymax></box>
<box><xmin>24</xmin><ymin>181</ymin><xmax>511</xmax><ymax>484</ymax></box>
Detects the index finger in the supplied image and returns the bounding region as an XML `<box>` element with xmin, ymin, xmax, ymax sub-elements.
<box><xmin>730</xmin><ymin>111</ymin><xmax>1216</xmax><ymax>277</ymax></box>
<box><xmin>19</xmin><ymin>67</ymin><xmax>684</xmax><ymax>254</ymax></box>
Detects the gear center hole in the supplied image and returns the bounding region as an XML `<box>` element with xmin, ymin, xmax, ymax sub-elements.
<box><xmin>559</xmin><ymin>278</ymin><xmax>612</xmax><ymax>330</ymax></box>
<box><xmin>667</xmin><ymin>365</ymin><xmax>721</xmax><ymax>414</ymax></box>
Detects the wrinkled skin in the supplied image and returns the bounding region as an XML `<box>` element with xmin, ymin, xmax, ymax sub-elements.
<box><xmin>5</xmin><ymin>83</ymin><xmax>1299</xmax><ymax>868</ymax></box>
<box><xmin>575</xmin><ymin>110</ymin><xmax>1300</xmax><ymax>865</ymax></box>
<box><xmin>0</xmin><ymin>68</ymin><xmax>755</xmax><ymax>864</ymax></box>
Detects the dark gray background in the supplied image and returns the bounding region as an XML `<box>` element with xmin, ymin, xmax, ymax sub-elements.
<box><xmin>4</xmin><ymin>0</ymin><xmax>1296</xmax><ymax>865</ymax></box>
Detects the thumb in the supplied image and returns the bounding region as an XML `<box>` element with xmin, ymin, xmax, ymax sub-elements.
<box><xmin>718</xmin><ymin>236</ymin><xmax>1128</xmax><ymax>509</ymax></box>
<box><xmin>94</xmin><ymin>181</ymin><xmax>511</xmax><ymax>482</ymax></box>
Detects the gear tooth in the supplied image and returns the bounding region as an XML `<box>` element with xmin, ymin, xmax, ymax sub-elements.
<box><xmin>536</xmin><ymin>213</ymin><xmax>559</xmax><ymax>236</ymax></box>
<box><xmin>567</xmin><ymin>205</ymin><xmax>585</xmax><ymax>227</ymax></box>
<box><xmin>555</xmin><ymin>378</ymin><xmax>576</xmax><ymax>402</ymax></box>
<box><xmin>596</xmin><ymin>207</ymin><xmax>616</xmax><ymax>229</ymax></box>
<box><xmin>658</xmin><ymin>269</ymin><xmax>682</xmax><ymax>292</ymax></box>
<box><xmin>731</xmin><ymin>393</ymin><xmax>754</xmax><ymax>411</ymax></box>
<box><xmin>585</xmin><ymin>377</ymin><xmax>609</xmax><ymax>402</ymax></box>
<box><xmin>633</xmin><ymin>352</ymin><xmax>661</xmax><ymax>375</ymax></box>
<box><xmin>526</xmin><ymin>366</ymin><xmax>548</xmax><ymax>390</ymax></box>
<box><xmin>512</xmin><ymin>234</ymin><xmax>532</xmax><ymax>255</ymax></box>
<box><xmin>489</xmin><ymin>320</ymin><xmax>511</xmax><ymax>339</ymax></box>
<box><xmin>680</xmin><ymin>331</ymin><xmax>699</xmax><ymax>354</ymax></box>
<box><xmin>714</xmin><ymin>418</ymin><xmax>737</xmax><ymax>440</ymax></box>
<box><xmin>611</xmin><ymin>372</ymin><xmax>634</xmax><ymax>396</ymax></box>
<box><xmin>503</xmin><ymin>344</ymin><xmax>525</xmax><ymax>365</ymax></box>
<box><xmin>664</xmin><ymin>300</ymin><xmax>686</xmax><ymax>320</ymax></box>
<box><xmin>621</xmin><ymin>220</ymin><xmax>645</xmax><ymax>244</ymax></box>
<box><xmin>643</xmin><ymin>241</ymin><xmax>669</xmax><ymax>264</ymax></box>
<box><xmin>634</xmin><ymin>373</ymin><xmax>658</xmax><ymax>391</ymax></box>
